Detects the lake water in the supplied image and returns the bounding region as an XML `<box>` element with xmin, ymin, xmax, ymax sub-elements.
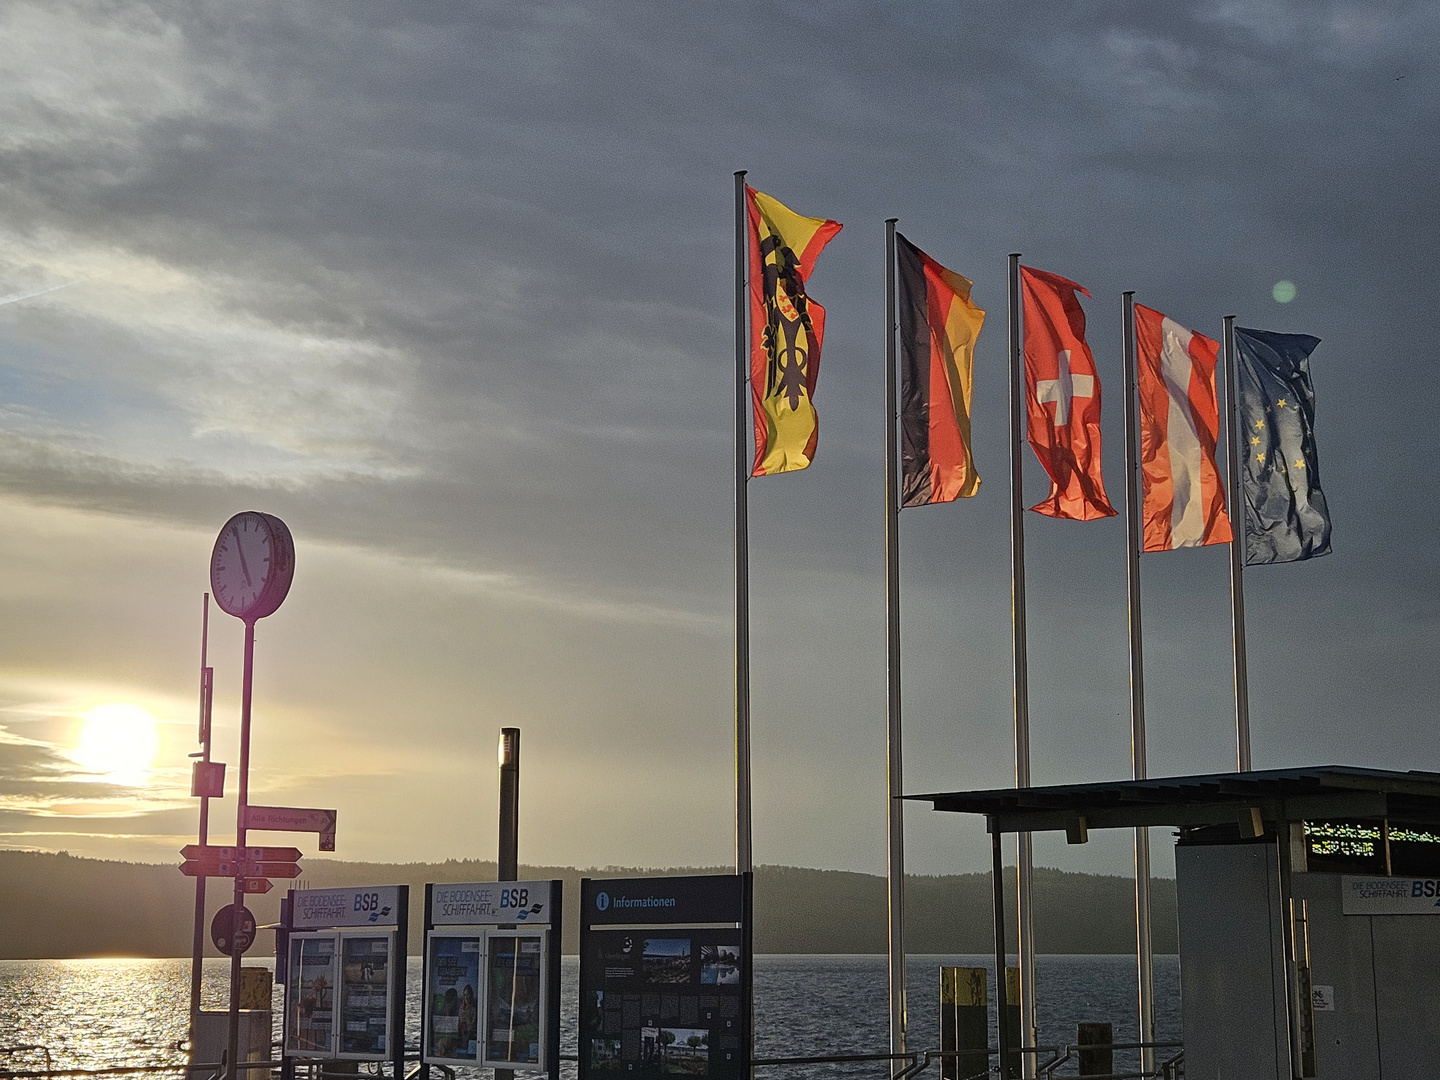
<box><xmin>0</xmin><ymin>955</ymin><xmax>1180</xmax><ymax>1077</ymax></box>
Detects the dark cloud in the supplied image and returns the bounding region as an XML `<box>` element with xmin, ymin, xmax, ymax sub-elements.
<box><xmin>0</xmin><ymin>0</ymin><xmax>1434</xmax><ymax>873</ymax></box>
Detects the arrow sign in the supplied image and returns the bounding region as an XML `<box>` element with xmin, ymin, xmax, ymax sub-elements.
<box><xmin>180</xmin><ymin>859</ymin><xmax>241</xmax><ymax>878</ymax></box>
<box><xmin>251</xmin><ymin>861</ymin><xmax>301</xmax><ymax>879</ymax></box>
<box><xmin>181</xmin><ymin>844</ymin><xmax>301</xmax><ymax>863</ymax></box>
<box><xmin>243</xmin><ymin>878</ymin><xmax>273</xmax><ymax>895</ymax></box>
<box><xmin>245</xmin><ymin>805</ymin><xmax>337</xmax><ymax>851</ymax></box>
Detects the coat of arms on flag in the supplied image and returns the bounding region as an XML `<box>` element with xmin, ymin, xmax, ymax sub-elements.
<box><xmin>746</xmin><ymin>187</ymin><xmax>842</xmax><ymax>476</ymax></box>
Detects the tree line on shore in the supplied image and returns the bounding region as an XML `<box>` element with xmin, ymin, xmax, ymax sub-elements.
<box><xmin>0</xmin><ymin>849</ymin><xmax>1177</xmax><ymax>959</ymax></box>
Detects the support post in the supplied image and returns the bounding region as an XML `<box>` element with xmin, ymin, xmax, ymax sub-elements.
<box><xmin>499</xmin><ymin>728</ymin><xmax>519</xmax><ymax>879</ymax></box>
<box><xmin>1120</xmin><ymin>292</ymin><xmax>1155</xmax><ymax>1072</ymax></box>
<box><xmin>189</xmin><ymin>594</ymin><xmax>213</xmax><ymax>1026</ymax></box>
<box><xmin>991</xmin><ymin>823</ymin><xmax>1015</xmax><ymax>1080</ymax></box>
<box><xmin>497</xmin><ymin>728</ymin><xmax>520</xmax><ymax>1080</ymax></box>
<box><xmin>1223</xmin><ymin>315</ymin><xmax>1252</xmax><ymax>770</ymax></box>
<box><xmin>734</xmin><ymin>170</ymin><xmax>753</xmax><ymax>874</ymax></box>
<box><xmin>225</xmin><ymin>619</ymin><xmax>256</xmax><ymax>1080</ymax></box>
<box><xmin>883</xmin><ymin>218</ymin><xmax>906</xmax><ymax>1055</ymax></box>
<box><xmin>1006</xmin><ymin>253</ymin><xmax>1037</xmax><ymax>1072</ymax></box>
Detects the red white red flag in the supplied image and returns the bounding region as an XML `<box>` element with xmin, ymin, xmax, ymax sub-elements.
<box><xmin>1020</xmin><ymin>266</ymin><xmax>1116</xmax><ymax>520</ymax></box>
<box><xmin>1134</xmin><ymin>304</ymin><xmax>1233</xmax><ymax>551</ymax></box>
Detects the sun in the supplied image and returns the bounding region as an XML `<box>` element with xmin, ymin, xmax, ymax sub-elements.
<box><xmin>72</xmin><ymin>703</ymin><xmax>161</xmax><ymax>786</ymax></box>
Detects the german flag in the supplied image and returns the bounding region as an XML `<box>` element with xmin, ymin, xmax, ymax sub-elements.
<box><xmin>747</xmin><ymin>187</ymin><xmax>842</xmax><ymax>476</ymax></box>
<box><xmin>897</xmin><ymin>234</ymin><xmax>985</xmax><ymax>506</ymax></box>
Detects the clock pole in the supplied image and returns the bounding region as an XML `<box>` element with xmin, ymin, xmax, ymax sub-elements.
<box><xmin>226</xmin><ymin>618</ymin><xmax>256</xmax><ymax>1080</ymax></box>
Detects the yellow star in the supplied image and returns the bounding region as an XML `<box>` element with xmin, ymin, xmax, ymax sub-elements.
<box><xmin>1254</xmin><ymin>419</ymin><xmax>1265</xmax><ymax>430</ymax></box>
<box><xmin>1256</xmin><ymin>452</ymin><xmax>1266</xmax><ymax>463</ymax></box>
<box><xmin>1294</xmin><ymin>458</ymin><xmax>1304</xmax><ymax>469</ymax></box>
<box><xmin>1250</xmin><ymin>436</ymin><xmax>1261</xmax><ymax>446</ymax></box>
<box><xmin>1277</xmin><ymin>398</ymin><xmax>1287</xmax><ymax>408</ymax></box>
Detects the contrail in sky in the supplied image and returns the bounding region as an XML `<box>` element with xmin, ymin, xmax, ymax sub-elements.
<box><xmin>0</xmin><ymin>282</ymin><xmax>72</xmax><ymax>308</ymax></box>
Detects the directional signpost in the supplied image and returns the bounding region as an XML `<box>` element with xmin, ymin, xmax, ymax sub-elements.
<box><xmin>245</xmin><ymin>805</ymin><xmax>337</xmax><ymax>851</ymax></box>
<box><xmin>179</xmin><ymin>845</ymin><xmax>303</xmax><ymax>885</ymax></box>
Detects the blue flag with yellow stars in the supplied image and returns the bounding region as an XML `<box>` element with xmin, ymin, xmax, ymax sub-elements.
<box><xmin>1235</xmin><ymin>327</ymin><xmax>1331</xmax><ymax>563</ymax></box>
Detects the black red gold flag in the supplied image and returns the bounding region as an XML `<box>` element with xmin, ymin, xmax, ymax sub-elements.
<box><xmin>897</xmin><ymin>234</ymin><xmax>985</xmax><ymax>506</ymax></box>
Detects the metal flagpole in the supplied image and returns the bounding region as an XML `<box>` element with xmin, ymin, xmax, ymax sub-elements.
<box><xmin>1006</xmin><ymin>253</ymin><xmax>1037</xmax><ymax>1072</ymax></box>
<box><xmin>1120</xmin><ymin>293</ymin><xmax>1155</xmax><ymax>1073</ymax></box>
<box><xmin>883</xmin><ymin>218</ymin><xmax>906</xmax><ymax>1055</ymax></box>
<box><xmin>1222</xmin><ymin>315</ymin><xmax>1252</xmax><ymax>771</ymax></box>
<box><xmin>189</xmin><ymin>594</ymin><xmax>213</xmax><ymax>1026</ymax></box>
<box><xmin>734</xmin><ymin>171</ymin><xmax>754</xmax><ymax>872</ymax></box>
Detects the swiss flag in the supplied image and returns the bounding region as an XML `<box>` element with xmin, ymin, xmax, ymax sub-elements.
<box><xmin>1020</xmin><ymin>266</ymin><xmax>1117</xmax><ymax>520</ymax></box>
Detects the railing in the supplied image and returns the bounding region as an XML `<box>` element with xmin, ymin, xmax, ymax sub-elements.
<box><xmin>743</xmin><ymin>1041</ymin><xmax>1183</xmax><ymax>1080</ymax></box>
<box><xmin>2</xmin><ymin>1040</ymin><xmax>1184</xmax><ymax>1080</ymax></box>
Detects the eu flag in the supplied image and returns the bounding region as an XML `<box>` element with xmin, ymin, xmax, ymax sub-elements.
<box><xmin>1234</xmin><ymin>327</ymin><xmax>1331</xmax><ymax>563</ymax></box>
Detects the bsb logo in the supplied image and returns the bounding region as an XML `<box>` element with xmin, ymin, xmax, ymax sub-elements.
<box><xmin>353</xmin><ymin>892</ymin><xmax>392</xmax><ymax>923</ymax></box>
<box><xmin>501</xmin><ymin>887</ymin><xmax>545</xmax><ymax>920</ymax></box>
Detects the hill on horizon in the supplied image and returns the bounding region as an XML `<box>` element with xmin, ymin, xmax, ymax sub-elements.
<box><xmin>0</xmin><ymin>849</ymin><xmax>1177</xmax><ymax>959</ymax></box>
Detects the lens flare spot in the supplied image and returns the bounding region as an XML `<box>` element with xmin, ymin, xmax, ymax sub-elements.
<box><xmin>1273</xmin><ymin>280</ymin><xmax>1297</xmax><ymax>303</ymax></box>
<box><xmin>71</xmin><ymin>703</ymin><xmax>160</xmax><ymax>786</ymax></box>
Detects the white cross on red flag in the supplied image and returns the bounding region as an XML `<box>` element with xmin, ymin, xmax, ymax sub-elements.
<box><xmin>1020</xmin><ymin>266</ymin><xmax>1117</xmax><ymax>520</ymax></box>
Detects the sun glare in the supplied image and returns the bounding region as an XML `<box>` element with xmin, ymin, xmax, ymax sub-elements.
<box><xmin>72</xmin><ymin>703</ymin><xmax>161</xmax><ymax>786</ymax></box>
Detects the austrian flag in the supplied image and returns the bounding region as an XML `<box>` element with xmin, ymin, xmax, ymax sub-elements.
<box><xmin>1133</xmin><ymin>304</ymin><xmax>1232</xmax><ymax>550</ymax></box>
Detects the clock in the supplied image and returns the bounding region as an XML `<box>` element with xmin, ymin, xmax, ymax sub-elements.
<box><xmin>210</xmin><ymin>512</ymin><xmax>295</xmax><ymax>622</ymax></box>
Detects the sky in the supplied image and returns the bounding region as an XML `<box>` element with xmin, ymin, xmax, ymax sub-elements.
<box><xmin>0</xmin><ymin>0</ymin><xmax>1435</xmax><ymax>879</ymax></box>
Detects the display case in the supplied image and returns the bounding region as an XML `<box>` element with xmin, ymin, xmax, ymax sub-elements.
<box><xmin>421</xmin><ymin>879</ymin><xmax>562</xmax><ymax>1078</ymax></box>
<box><xmin>285</xmin><ymin>929</ymin><xmax>396</xmax><ymax>1060</ymax></box>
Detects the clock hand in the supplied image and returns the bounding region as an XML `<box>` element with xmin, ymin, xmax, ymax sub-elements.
<box><xmin>233</xmin><ymin>528</ymin><xmax>253</xmax><ymax>587</ymax></box>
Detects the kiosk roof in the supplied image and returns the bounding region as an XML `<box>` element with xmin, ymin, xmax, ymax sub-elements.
<box><xmin>906</xmin><ymin>765</ymin><xmax>1440</xmax><ymax>835</ymax></box>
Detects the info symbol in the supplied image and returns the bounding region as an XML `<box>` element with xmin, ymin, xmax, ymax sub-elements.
<box><xmin>596</xmin><ymin>891</ymin><xmax>610</xmax><ymax>911</ymax></box>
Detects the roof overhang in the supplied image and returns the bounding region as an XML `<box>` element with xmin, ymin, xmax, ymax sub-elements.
<box><xmin>905</xmin><ymin>766</ymin><xmax>1440</xmax><ymax>835</ymax></box>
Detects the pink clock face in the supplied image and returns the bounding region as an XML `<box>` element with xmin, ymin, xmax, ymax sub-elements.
<box><xmin>211</xmin><ymin>514</ymin><xmax>273</xmax><ymax>617</ymax></box>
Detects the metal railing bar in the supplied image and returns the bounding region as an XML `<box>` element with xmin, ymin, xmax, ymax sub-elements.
<box><xmin>0</xmin><ymin>1064</ymin><xmax>283</xmax><ymax>1080</ymax></box>
<box><xmin>754</xmin><ymin>1052</ymin><xmax>916</xmax><ymax>1067</ymax></box>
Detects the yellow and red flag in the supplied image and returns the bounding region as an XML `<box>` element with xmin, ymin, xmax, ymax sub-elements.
<box><xmin>747</xmin><ymin>186</ymin><xmax>842</xmax><ymax>475</ymax></box>
<box><xmin>896</xmin><ymin>234</ymin><xmax>985</xmax><ymax>505</ymax></box>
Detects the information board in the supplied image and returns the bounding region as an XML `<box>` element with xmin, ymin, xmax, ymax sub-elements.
<box><xmin>281</xmin><ymin>884</ymin><xmax>407</xmax><ymax>1076</ymax></box>
<box><xmin>579</xmin><ymin>874</ymin><xmax>752</xmax><ymax>1080</ymax></box>
<box><xmin>421</xmin><ymin>879</ymin><xmax>563</xmax><ymax>1077</ymax></box>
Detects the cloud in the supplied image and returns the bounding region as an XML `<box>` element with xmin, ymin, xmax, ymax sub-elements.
<box><xmin>0</xmin><ymin>0</ymin><xmax>1433</xmax><ymax>875</ymax></box>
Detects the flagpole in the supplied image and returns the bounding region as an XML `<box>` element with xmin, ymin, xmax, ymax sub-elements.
<box><xmin>734</xmin><ymin>170</ymin><xmax>753</xmax><ymax>871</ymax></box>
<box><xmin>1007</xmin><ymin>253</ymin><xmax>1037</xmax><ymax>1073</ymax></box>
<box><xmin>883</xmin><ymin>218</ymin><xmax>906</xmax><ymax>1056</ymax></box>
<box><xmin>1120</xmin><ymin>292</ymin><xmax>1155</xmax><ymax>1072</ymax></box>
<box><xmin>1222</xmin><ymin>314</ymin><xmax>1252</xmax><ymax>771</ymax></box>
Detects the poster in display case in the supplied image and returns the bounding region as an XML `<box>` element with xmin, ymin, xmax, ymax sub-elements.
<box><xmin>287</xmin><ymin>934</ymin><xmax>336</xmax><ymax>1056</ymax></box>
<box><xmin>339</xmin><ymin>934</ymin><xmax>394</xmax><ymax>1057</ymax></box>
<box><xmin>483</xmin><ymin>932</ymin><xmax>545</xmax><ymax>1067</ymax></box>
<box><xmin>426</xmin><ymin>934</ymin><xmax>482</xmax><ymax>1062</ymax></box>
